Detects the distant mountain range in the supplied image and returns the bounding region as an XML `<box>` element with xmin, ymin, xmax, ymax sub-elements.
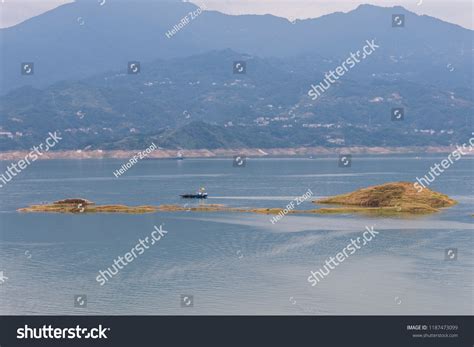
<box><xmin>0</xmin><ymin>1</ymin><xmax>472</xmax><ymax>150</ymax></box>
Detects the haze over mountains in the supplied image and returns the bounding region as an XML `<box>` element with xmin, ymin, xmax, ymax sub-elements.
<box><xmin>0</xmin><ymin>0</ymin><xmax>472</xmax><ymax>150</ymax></box>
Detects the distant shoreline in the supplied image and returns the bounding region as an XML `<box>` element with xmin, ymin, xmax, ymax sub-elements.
<box><xmin>0</xmin><ymin>146</ymin><xmax>471</xmax><ymax>160</ymax></box>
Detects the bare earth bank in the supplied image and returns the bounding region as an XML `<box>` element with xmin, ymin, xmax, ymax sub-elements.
<box><xmin>1</xmin><ymin>146</ymin><xmax>471</xmax><ymax>160</ymax></box>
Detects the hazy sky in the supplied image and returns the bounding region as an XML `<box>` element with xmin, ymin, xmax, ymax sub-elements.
<box><xmin>0</xmin><ymin>0</ymin><xmax>472</xmax><ymax>29</ymax></box>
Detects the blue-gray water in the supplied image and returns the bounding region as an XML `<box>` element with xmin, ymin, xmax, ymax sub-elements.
<box><xmin>0</xmin><ymin>155</ymin><xmax>472</xmax><ymax>315</ymax></box>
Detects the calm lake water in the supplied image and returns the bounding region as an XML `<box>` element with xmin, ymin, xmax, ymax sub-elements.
<box><xmin>0</xmin><ymin>155</ymin><xmax>472</xmax><ymax>315</ymax></box>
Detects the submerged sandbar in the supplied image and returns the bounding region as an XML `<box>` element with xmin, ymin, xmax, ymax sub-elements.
<box><xmin>18</xmin><ymin>182</ymin><xmax>457</xmax><ymax>216</ymax></box>
<box><xmin>18</xmin><ymin>198</ymin><xmax>157</xmax><ymax>214</ymax></box>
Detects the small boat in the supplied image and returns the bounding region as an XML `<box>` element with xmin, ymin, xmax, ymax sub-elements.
<box><xmin>180</xmin><ymin>187</ymin><xmax>207</xmax><ymax>199</ymax></box>
<box><xmin>180</xmin><ymin>193</ymin><xmax>208</xmax><ymax>199</ymax></box>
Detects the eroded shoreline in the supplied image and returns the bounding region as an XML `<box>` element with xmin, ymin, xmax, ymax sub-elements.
<box><xmin>1</xmin><ymin>146</ymin><xmax>470</xmax><ymax>161</ymax></box>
